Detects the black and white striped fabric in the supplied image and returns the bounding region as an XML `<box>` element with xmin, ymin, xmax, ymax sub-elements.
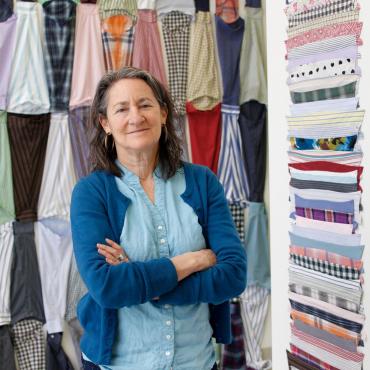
<box><xmin>288</xmin><ymin>0</ymin><xmax>356</xmax><ymax>28</ymax></box>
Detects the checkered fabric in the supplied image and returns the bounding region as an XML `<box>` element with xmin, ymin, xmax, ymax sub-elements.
<box><xmin>289</xmin><ymin>283</ymin><xmax>360</xmax><ymax>313</ymax></box>
<box><xmin>295</xmin><ymin>207</ymin><xmax>354</xmax><ymax>224</ymax></box>
<box><xmin>12</xmin><ymin>319</ymin><xmax>45</xmax><ymax>370</ymax></box>
<box><xmin>290</xmin><ymin>346</ymin><xmax>338</xmax><ymax>370</ymax></box>
<box><xmin>162</xmin><ymin>11</ymin><xmax>192</xmax><ymax>116</ymax></box>
<box><xmin>43</xmin><ymin>0</ymin><xmax>76</xmax><ymax>112</ymax></box>
<box><xmin>101</xmin><ymin>14</ymin><xmax>135</xmax><ymax>71</ymax></box>
<box><xmin>291</xmin><ymin>81</ymin><xmax>357</xmax><ymax>103</ymax></box>
<box><xmin>290</xmin><ymin>253</ymin><xmax>361</xmax><ymax>280</ymax></box>
<box><xmin>98</xmin><ymin>0</ymin><xmax>137</xmax><ymax>20</ymax></box>
<box><xmin>229</xmin><ymin>204</ymin><xmax>245</xmax><ymax>242</ymax></box>
<box><xmin>288</xmin><ymin>0</ymin><xmax>356</xmax><ymax>28</ymax></box>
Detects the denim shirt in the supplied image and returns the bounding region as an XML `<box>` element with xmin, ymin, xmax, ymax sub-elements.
<box><xmin>91</xmin><ymin>163</ymin><xmax>215</xmax><ymax>370</ymax></box>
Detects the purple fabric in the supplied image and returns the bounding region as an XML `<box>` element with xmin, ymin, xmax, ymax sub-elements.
<box><xmin>0</xmin><ymin>14</ymin><xmax>17</xmax><ymax>110</ymax></box>
<box><xmin>295</xmin><ymin>207</ymin><xmax>354</xmax><ymax>224</ymax></box>
<box><xmin>287</xmin><ymin>46</ymin><xmax>359</xmax><ymax>69</ymax></box>
<box><xmin>294</xmin><ymin>194</ymin><xmax>355</xmax><ymax>214</ymax></box>
<box><xmin>68</xmin><ymin>107</ymin><xmax>91</xmax><ymax>180</ymax></box>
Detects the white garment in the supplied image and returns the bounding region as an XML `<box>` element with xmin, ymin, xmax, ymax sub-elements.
<box><xmin>38</xmin><ymin>113</ymin><xmax>76</xmax><ymax>220</ymax></box>
<box><xmin>287</xmin><ymin>150</ymin><xmax>363</xmax><ymax>166</ymax></box>
<box><xmin>7</xmin><ymin>2</ymin><xmax>50</xmax><ymax>114</ymax></box>
<box><xmin>240</xmin><ymin>284</ymin><xmax>272</xmax><ymax>370</ymax></box>
<box><xmin>138</xmin><ymin>0</ymin><xmax>156</xmax><ymax>9</ymax></box>
<box><xmin>289</xmin><ymin>168</ymin><xmax>358</xmax><ymax>184</ymax></box>
<box><xmin>295</xmin><ymin>215</ymin><xmax>354</xmax><ymax>235</ymax></box>
<box><xmin>35</xmin><ymin>218</ymin><xmax>73</xmax><ymax>333</ymax></box>
<box><xmin>156</xmin><ymin>0</ymin><xmax>195</xmax><ymax>17</ymax></box>
<box><xmin>0</xmin><ymin>222</ymin><xmax>14</xmax><ymax>326</ymax></box>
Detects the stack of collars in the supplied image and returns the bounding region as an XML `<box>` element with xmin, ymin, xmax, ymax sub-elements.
<box><xmin>284</xmin><ymin>0</ymin><xmax>366</xmax><ymax>369</ymax></box>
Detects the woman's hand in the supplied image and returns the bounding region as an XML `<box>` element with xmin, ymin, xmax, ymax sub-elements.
<box><xmin>97</xmin><ymin>238</ymin><xmax>129</xmax><ymax>265</ymax></box>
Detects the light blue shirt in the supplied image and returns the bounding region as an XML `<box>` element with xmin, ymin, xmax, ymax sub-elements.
<box><xmin>87</xmin><ymin>162</ymin><xmax>215</xmax><ymax>370</ymax></box>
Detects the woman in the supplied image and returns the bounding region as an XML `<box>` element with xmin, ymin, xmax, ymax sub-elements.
<box><xmin>70</xmin><ymin>67</ymin><xmax>247</xmax><ymax>370</ymax></box>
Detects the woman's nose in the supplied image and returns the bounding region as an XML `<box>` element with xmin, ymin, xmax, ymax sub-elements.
<box><xmin>127</xmin><ymin>106</ymin><xmax>144</xmax><ymax>124</ymax></box>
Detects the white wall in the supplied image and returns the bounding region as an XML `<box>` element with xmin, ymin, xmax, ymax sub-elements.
<box><xmin>266</xmin><ymin>1</ymin><xmax>370</xmax><ymax>368</ymax></box>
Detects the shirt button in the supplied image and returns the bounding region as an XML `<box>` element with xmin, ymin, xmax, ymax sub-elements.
<box><xmin>166</xmin><ymin>320</ymin><xmax>171</xmax><ymax>326</ymax></box>
<box><xmin>166</xmin><ymin>335</ymin><xmax>171</xmax><ymax>340</ymax></box>
<box><xmin>165</xmin><ymin>351</ymin><xmax>171</xmax><ymax>356</ymax></box>
<box><xmin>164</xmin><ymin>304</ymin><xmax>171</xmax><ymax>309</ymax></box>
<box><xmin>158</xmin><ymin>225</ymin><xmax>163</xmax><ymax>230</ymax></box>
<box><xmin>160</xmin><ymin>238</ymin><xmax>166</xmax><ymax>244</ymax></box>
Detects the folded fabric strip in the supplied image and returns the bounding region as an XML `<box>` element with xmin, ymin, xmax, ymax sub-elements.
<box><xmin>295</xmin><ymin>215</ymin><xmax>354</xmax><ymax>234</ymax></box>
<box><xmin>294</xmin><ymin>319</ymin><xmax>358</xmax><ymax>352</ymax></box>
<box><xmin>290</xmin><ymin>168</ymin><xmax>358</xmax><ymax>185</ymax></box>
<box><xmin>290</xmin><ymin>310</ymin><xmax>361</xmax><ymax>344</ymax></box>
<box><xmin>290</xmin><ymin>253</ymin><xmax>361</xmax><ymax>279</ymax></box>
<box><xmin>289</xmin><ymin>292</ymin><xmax>365</xmax><ymax>324</ymax></box>
<box><xmin>290</xmin><ymin>245</ymin><xmax>363</xmax><ymax>270</ymax></box>
<box><xmin>290</xmin><ymin>97</ymin><xmax>359</xmax><ymax>115</ymax></box>
<box><xmin>290</xmin><ymin>135</ymin><xmax>358</xmax><ymax>151</ymax></box>
<box><xmin>295</xmin><ymin>207</ymin><xmax>354</xmax><ymax>224</ymax></box>
<box><xmin>289</xmin><ymin>232</ymin><xmax>364</xmax><ymax>260</ymax></box>
<box><xmin>286</xmin><ymin>350</ymin><xmax>320</xmax><ymax>370</ymax></box>
<box><xmin>291</xmin><ymin>178</ymin><xmax>358</xmax><ymax>192</ymax></box>
<box><xmin>288</xmin><ymin>150</ymin><xmax>363</xmax><ymax>166</ymax></box>
<box><xmin>290</xmin><ymin>299</ymin><xmax>363</xmax><ymax>332</ymax></box>
<box><xmin>285</xmin><ymin>0</ymin><xmax>357</xmax><ymax>17</ymax></box>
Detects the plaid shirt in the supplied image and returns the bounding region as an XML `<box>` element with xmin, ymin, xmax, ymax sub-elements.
<box><xmin>43</xmin><ymin>0</ymin><xmax>76</xmax><ymax>111</ymax></box>
<box><xmin>98</xmin><ymin>0</ymin><xmax>137</xmax><ymax>20</ymax></box>
<box><xmin>101</xmin><ymin>14</ymin><xmax>135</xmax><ymax>71</ymax></box>
<box><xmin>290</xmin><ymin>309</ymin><xmax>361</xmax><ymax>344</ymax></box>
<box><xmin>289</xmin><ymin>282</ymin><xmax>360</xmax><ymax>313</ymax></box>
<box><xmin>290</xmin><ymin>253</ymin><xmax>361</xmax><ymax>280</ymax></box>
<box><xmin>290</xmin><ymin>245</ymin><xmax>363</xmax><ymax>270</ymax></box>
<box><xmin>287</xmin><ymin>0</ymin><xmax>356</xmax><ymax>28</ymax></box>
<box><xmin>291</xmin><ymin>81</ymin><xmax>357</xmax><ymax>103</ymax></box>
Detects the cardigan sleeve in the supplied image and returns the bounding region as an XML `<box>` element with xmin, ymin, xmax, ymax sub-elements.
<box><xmin>157</xmin><ymin>169</ymin><xmax>247</xmax><ymax>305</ymax></box>
<box><xmin>70</xmin><ymin>177</ymin><xmax>178</xmax><ymax>309</ymax></box>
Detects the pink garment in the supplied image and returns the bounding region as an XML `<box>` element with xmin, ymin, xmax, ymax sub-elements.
<box><xmin>289</xmin><ymin>291</ymin><xmax>365</xmax><ymax>324</ymax></box>
<box><xmin>132</xmin><ymin>10</ymin><xmax>167</xmax><ymax>86</ymax></box>
<box><xmin>0</xmin><ymin>14</ymin><xmax>16</xmax><ymax>110</ymax></box>
<box><xmin>69</xmin><ymin>4</ymin><xmax>106</xmax><ymax>108</ymax></box>
<box><xmin>285</xmin><ymin>21</ymin><xmax>363</xmax><ymax>51</ymax></box>
<box><xmin>295</xmin><ymin>215</ymin><xmax>354</xmax><ymax>235</ymax></box>
<box><xmin>285</xmin><ymin>0</ymin><xmax>349</xmax><ymax>16</ymax></box>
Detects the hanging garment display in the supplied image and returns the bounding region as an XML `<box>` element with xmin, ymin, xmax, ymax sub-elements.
<box><xmin>7</xmin><ymin>2</ymin><xmax>50</xmax><ymax>114</ymax></box>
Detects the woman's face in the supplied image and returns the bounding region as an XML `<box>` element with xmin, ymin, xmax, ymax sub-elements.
<box><xmin>100</xmin><ymin>78</ymin><xmax>167</xmax><ymax>155</ymax></box>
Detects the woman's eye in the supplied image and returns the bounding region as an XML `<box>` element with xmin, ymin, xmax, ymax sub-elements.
<box><xmin>116</xmin><ymin>108</ymin><xmax>127</xmax><ymax>113</ymax></box>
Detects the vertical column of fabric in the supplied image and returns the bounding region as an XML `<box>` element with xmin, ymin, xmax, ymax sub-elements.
<box><xmin>187</xmin><ymin>11</ymin><xmax>221</xmax><ymax>110</ymax></box>
<box><xmin>69</xmin><ymin>3</ymin><xmax>105</xmax><ymax>109</ymax></box>
<box><xmin>240</xmin><ymin>285</ymin><xmax>271</xmax><ymax>369</ymax></box>
<box><xmin>7</xmin><ymin>2</ymin><xmax>50</xmax><ymax>114</ymax></box>
<box><xmin>0</xmin><ymin>222</ymin><xmax>14</xmax><ymax>326</ymax></box>
<box><xmin>220</xmin><ymin>302</ymin><xmax>247</xmax><ymax>369</ymax></box>
<box><xmin>217</xmin><ymin>105</ymin><xmax>249</xmax><ymax>206</ymax></box>
<box><xmin>239</xmin><ymin>6</ymin><xmax>267</xmax><ymax>105</ymax></box>
<box><xmin>43</xmin><ymin>0</ymin><xmax>76</xmax><ymax>112</ymax></box>
<box><xmin>132</xmin><ymin>9</ymin><xmax>167</xmax><ymax>86</ymax></box>
<box><xmin>68</xmin><ymin>107</ymin><xmax>91</xmax><ymax>180</ymax></box>
<box><xmin>186</xmin><ymin>102</ymin><xmax>222</xmax><ymax>174</ymax></box>
<box><xmin>238</xmin><ymin>101</ymin><xmax>267</xmax><ymax>203</ymax></box>
<box><xmin>38</xmin><ymin>113</ymin><xmax>76</xmax><ymax>220</ymax></box>
<box><xmin>0</xmin><ymin>112</ymin><xmax>15</xmax><ymax>224</ymax></box>
<box><xmin>162</xmin><ymin>11</ymin><xmax>191</xmax><ymax>116</ymax></box>
<box><xmin>215</xmin><ymin>15</ymin><xmax>244</xmax><ymax>105</ymax></box>
<box><xmin>7</xmin><ymin>113</ymin><xmax>50</xmax><ymax>222</ymax></box>
<box><xmin>0</xmin><ymin>14</ymin><xmax>16</xmax><ymax>110</ymax></box>
<box><xmin>0</xmin><ymin>325</ymin><xmax>16</xmax><ymax>370</ymax></box>
<box><xmin>10</xmin><ymin>221</ymin><xmax>45</xmax><ymax>325</ymax></box>
<box><xmin>12</xmin><ymin>319</ymin><xmax>46</xmax><ymax>370</ymax></box>
<box><xmin>35</xmin><ymin>219</ymin><xmax>73</xmax><ymax>334</ymax></box>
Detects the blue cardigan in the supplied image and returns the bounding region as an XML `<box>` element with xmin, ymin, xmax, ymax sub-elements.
<box><xmin>70</xmin><ymin>162</ymin><xmax>247</xmax><ymax>365</ymax></box>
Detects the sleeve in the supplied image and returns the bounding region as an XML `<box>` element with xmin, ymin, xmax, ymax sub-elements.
<box><xmin>157</xmin><ymin>169</ymin><xmax>247</xmax><ymax>305</ymax></box>
<box><xmin>70</xmin><ymin>178</ymin><xmax>178</xmax><ymax>309</ymax></box>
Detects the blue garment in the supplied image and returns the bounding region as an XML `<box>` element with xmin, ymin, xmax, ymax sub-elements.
<box><xmin>294</xmin><ymin>195</ymin><xmax>354</xmax><ymax>214</ymax></box>
<box><xmin>289</xmin><ymin>232</ymin><xmax>364</xmax><ymax>260</ymax></box>
<box><xmin>70</xmin><ymin>162</ymin><xmax>247</xmax><ymax>365</ymax></box>
<box><xmin>215</xmin><ymin>15</ymin><xmax>244</xmax><ymax>105</ymax></box>
<box><xmin>245</xmin><ymin>202</ymin><xmax>270</xmax><ymax>290</ymax></box>
<box><xmin>102</xmin><ymin>163</ymin><xmax>214</xmax><ymax>369</ymax></box>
